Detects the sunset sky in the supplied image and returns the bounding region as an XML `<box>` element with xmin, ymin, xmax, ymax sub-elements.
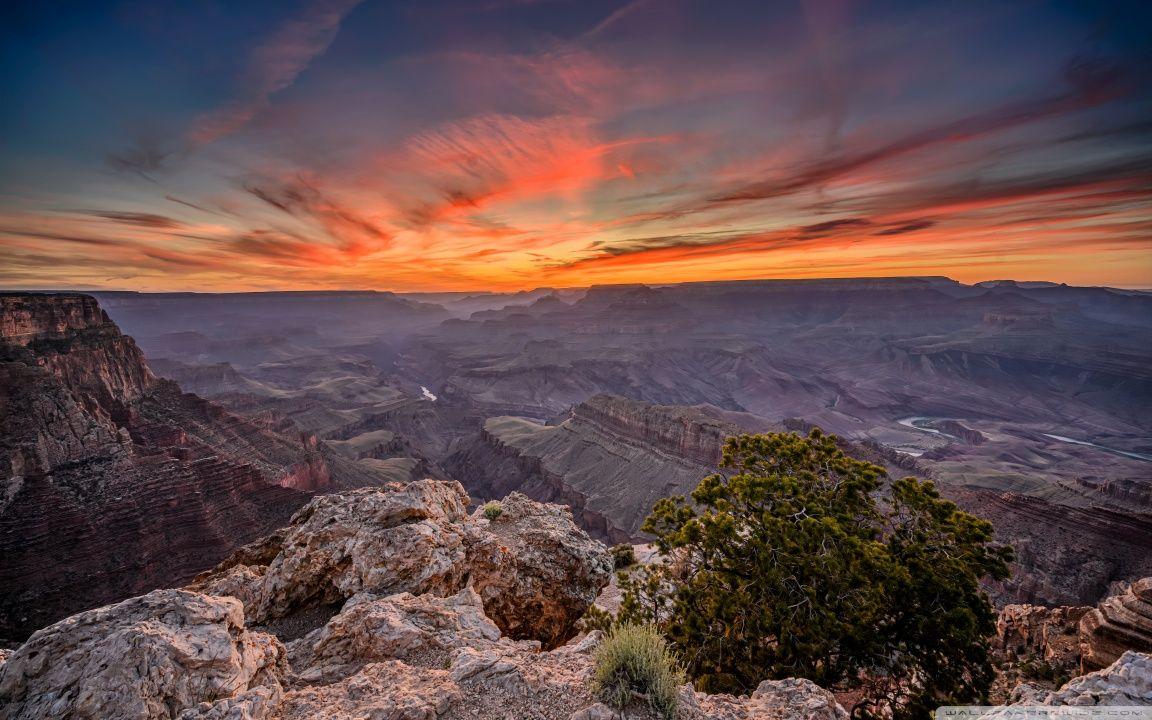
<box><xmin>1</xmin><ymin>0</ymin><xmax>1150</xmax><ymax>292</ymax></box>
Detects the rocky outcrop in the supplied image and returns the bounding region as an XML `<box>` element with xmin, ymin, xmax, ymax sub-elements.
<box><xmin>288</xmin><ymin>588</ymin><xmax>523</xmax><ymax>683</ymax></box>
<box><xmin>0</xmin><ymin>480</ymin><xmax>853</xmax><ymax>720</ymax></box>
<box><xmin>934</xmin><ymin>419</ymin><xmax>986</xmax><ymax>445</ymax></box>
<box><xmin>688</xmin><ymin>678</ymin><xmax>849</xmax><ymax>720</ymax></box>
<box><xmin>997</xmin><ymin>604</ymin><xmax>1091</xmax><ymax>673</ymax></box>
<box><xmin>468</xmin><ymin>491</ymin><xmax>613</xmax><ymax>648</ymax></box>
<box><xmin>445</xmin><ymin>399</ymin><xmax>745</xmax><ymax>543</ymax></box>
<box><xmin>1080</xmin><ymin>578</ymin><xmax>1152</xmax><ymax>671</ymax></box>
<box><xmin>0</xmin><ymin>589</ymin><xmax>286</xmax><ymax>720</ymax></box>
<box><xmin>571</xmin><ymin>395</ymin><xmax>737</xmax><ymax>466</ymax></box>
<box><xmin>950</xmin><ymin>488</ymin><xmax>1152</xmax><ymax>606</ymax></box>
<box><xmin>0</xmin><ymin>293</ymin><xmax>394</xmax><ymax>641</ymax></box>
<box><xmin>190</xmin><ymin>480</ymin><xmax>473</xmax><ymax>625</ymax></box>
<box><xmin>1010</xmin><ymin>651</ymin><xmax>1152</xmax><ymax>706</ymax></box>
<box><xmin>448</xmin><ymin>397</ymin><xmax>921</xmax><ymax>544</ymax></box>
<box><xmin>191</xmin><ymin>481</ymin><xmax>612</xmax><ymax>649</ymax></box>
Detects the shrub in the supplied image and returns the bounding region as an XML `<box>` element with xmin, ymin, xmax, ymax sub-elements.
<box><xmin>482</xmin><ymin>501</ymin><xmax>503</xmax><ymax>520</ymax></box>
<box><xmin>621</xmin><ymin>429</ymin><xmax>1013</xmax><ymax>719</ymax></box>
<box><xmin>577</xmin><ymin>604</ymin><xmax>616</xmax><ymax>634</ymax></box>
<box><xmin>610</xmin><ymin>543</ymin><xmax>637</xmax><ymax>569</ymax></box>
<box><xmin>592</xmin><ymin>624</ymin><xmax>684</xmax><ymax>719</ymax></box>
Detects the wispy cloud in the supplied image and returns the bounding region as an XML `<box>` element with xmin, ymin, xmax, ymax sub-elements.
<box><xmin>87</xmin><ymin>211</ymin><xmax>185</xmax><ymax>229</ymax></box>
<box><xmin>187</xmin><ymin>0</ymin><xmax>364</xmax><ymax>147</ymax></box>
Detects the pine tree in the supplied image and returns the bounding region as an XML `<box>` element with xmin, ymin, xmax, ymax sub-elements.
<box><xmin>619</xmin><ymin>430</ymin><xmax>1012</xmax><ymax>719</ymax></box>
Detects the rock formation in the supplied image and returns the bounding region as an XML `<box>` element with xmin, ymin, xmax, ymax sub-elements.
<box><xmin>190</xmin><ymin>480</ymin><xmax>474</xmax><ymax>624</ymax></box>
<box><xmin>467</xmin><ymin>491</ymin><xmax>613</xmax><ymax>647</ymax></box>
<box><xmin>190</xmin><ymin>480</ymin><xmax>612</xmax><ymax>649</ymax></box>
<box><xmin>0</xmin><ymin>589</ymin><xmax>286</xmax><ymax>720</ymax></box>
<box><xmin>0</xmin><ymin>293</ymin><xmax>395</xmax><ymax>640</ymax></box>
<box><xmin>287</xmin><ymin>587</ymin><xmax>521</xmax><ymax>684</ymax></box>
<box><xmin>448</xmin><ymin>395</ymin><xmax>916</xmax><ymax>544</ymax></box>
<box><xmin>996</xmin><ymin>604</ymin><xmax>1091</xmax><ymax>674</ymax></box>
<box><xmin>688</xmin><ymin>678</ymin><xmax>849</xmax><ymax>720</ymax></box>
<box><xmin>949</xmin><ymin>488</ymin><xmax>1152</xmax><ymax>606</ymax></box>
<box><xmin>0</xmin><ymin>481</ymin><xmax>856</xmax><ymax>720</ymax></box>
<box><xmin>1080</xmin><ymin>578</ymin><xmax>1152</xmax><ymax>671</ymax></box>
<box><xmin>1010</xmin><ymin>651</ymin><xmax>1152</xmax><ymax>706</ymax></box>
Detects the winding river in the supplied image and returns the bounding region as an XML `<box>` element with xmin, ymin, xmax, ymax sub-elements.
<box><xmin>895</xmin><ymin>416</ymin><xmax>1151</xmax><ymax>463</ymax></box>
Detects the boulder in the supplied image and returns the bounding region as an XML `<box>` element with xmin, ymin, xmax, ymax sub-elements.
<box><xmin>190</xmin><ymin>479</ymin><xmax>473</xmax><ymax>624</ymax></box>
<box><xmin>466</xmin><ymin>492</ymin><xmax>613</xmax><ymax>647</ymax></box>
<box><xmin>0</xmin><ymin>589</ymin><xmax>286</xmax><ymax>720</ymax></box>
<box><xmin>1013</xmin><ymin>650</ymin><xmax>1152</xmax><ymax>706</ymax></box>
<box><xmin>996</xmin><ymin>603</ymin><xmax>1090</xmax><ymax>677</ymax></box>
<box><xmin>1080</xmin><ymin>577</ymin><xmax>1152</xmax><ymax>671</ymax></box>
<box><xmin>687</xmin><ymin>677</ymin><xmax>850</xmax><ymax>720</ymax></box>
<box><xmin>273</xmin><ymin>660</ymin><xmax>462</xmax><ymax>720</ymax></box>
<box><xmin>288</xmin><ymin>587</ymin><xmax>530</xmax><ymax>683</ymax></box>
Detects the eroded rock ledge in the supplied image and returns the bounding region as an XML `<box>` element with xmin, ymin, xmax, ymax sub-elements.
<box><xmin>1081</xmin><ymin>578</ymin><xmax>1152</xmax><ymax>671</ymax></box>
<box><xmin>3</xmin><ymin>480</ymin><xmax>1148</xmax><ymax>720</ymax></box>
<box><xmin>0</xmin><ymin>480</ymin><xmax>853</xmax><ymax>720</ymax></box>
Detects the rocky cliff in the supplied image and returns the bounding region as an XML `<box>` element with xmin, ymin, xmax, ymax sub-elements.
<box><xmin>1080</xmin><ymin>578</ymin><xmax>1152</xmax><ymax>671</ymax></box>
<box><xmin>953</xmin><ymin>489</ymin><xmax>1152</xmax><ymax>605</ymax></box>
<box><xmin>448</xmin><ymin>395</ymin><xmax>919</xmax><ymax>543</ymax></box>
<box><xmin>2</xmin><ymin>480</ymin><xmax>1149</xmax><ymax>720</ymax></box>
<box><xmin>0</xmin><ymin>294</ymin><xmax>390</xmax><ymax>640</ymax></box>
<box><xmin>447</xmin><ymin>395</ymin><xmax>1151</xmax><ymax>607</ymax></box>
<box><xmin>0</xmin><ymin>481</ymin><xmax>858</xmax><ymax>720</ymax></box>
<box><xmin>445</xmin><ymin>396</ymin><xmax>748</xmax><ymax>543</ymax></box>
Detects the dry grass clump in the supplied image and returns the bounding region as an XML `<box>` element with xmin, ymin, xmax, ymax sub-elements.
<box><xmin>482</xmin><ymin>501</ymin><xmax>503</xmax><ymax>520</ymax></box>
<box><xmin>592</xmin><ymin>623</ymin><xmax>684</xmax><ymax>719</ymax></box>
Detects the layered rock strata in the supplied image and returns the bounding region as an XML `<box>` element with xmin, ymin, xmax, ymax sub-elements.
<box><xmin>1080</xmin><ymin>578</ymin><xmax>1152</xmax><ymax>671</ymax></box>
<box><xmin>0</xmin><ymin>293</ymin><xmax>387</xmax><ymax>640</ymax></box>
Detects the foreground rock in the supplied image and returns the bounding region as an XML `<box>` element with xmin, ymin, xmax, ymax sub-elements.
<box><xmin>0</xmin><ymin>581</ymin><xmax>853</xmax><ymax>719</ymax></box>
<box><xmin>1011</xmin><ymin>651</ymin><xmax>1152</xmax><ymax>706</ymax></box>
<box><xmin>687</xmin><ymin>678</ymin><xmax>849</xmax><ymax>720</ymax></box>
<box><xmin>993</xmin><ymin>602</ymin><xmax>1091</xmax><ymax>696</ymax></box>
<box><xmin>191</xmin><ymin>480</ymin><xmax>611</xmax><ymax>650</ymax></box>
<box><xmin>288</xmin><ymin>588</ymin><xmax>530</xmax><ymax>684</ymax></box>
<box><xmin>190</xmin><ymin>480</ymin><xmax>473</xmax><ymax>625</ymax></box>
<box><xmin>468</xmin><ymin>492</ymin><xmax>613</xmax><ymax>648</ymax></box>
<box><xmin>0</xmin><ymin>590</ymin><xmax>285</xmax><ymax>720</ymax></box>
<box><xmin>1080</xmin><ymin>577</ymin><xmax>1152</xmax><ymax>671</ymax></box>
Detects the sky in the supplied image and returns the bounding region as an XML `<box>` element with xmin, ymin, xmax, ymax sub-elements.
<box><xmin>1</xmin><ymin>0</ymin><xmax>1150</xmax><ymax>292</ymax></box>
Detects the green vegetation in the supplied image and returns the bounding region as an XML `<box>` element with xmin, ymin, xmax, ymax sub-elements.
<box><xmin>592</xmin><ymin>623</ymin><xmax>684</xmax><ymax>719</ymax></box>
<box><xmin>618</xmin><ymin>429</ymin><xmax>1013</xmax><ymax>719</ymax></box>
<box><xmin>578</xmin><ymin>604</ymin><xmax>616</xmax><ymax>634</ymax></box>
<box><xmin>610</xmin><ymin>543</ymin><xmax>637</xmax><ymax>569</ymax></box>
<box><xmin>482</xmin><ymin>501</ymin><xmax>503</xmax><ymax>520</ymax></box>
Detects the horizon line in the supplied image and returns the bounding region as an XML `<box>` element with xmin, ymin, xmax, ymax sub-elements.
<box><xmin>3</xmin><ymin>275</ymin><xmax>1150</xmax><ymax>296</ymax></box>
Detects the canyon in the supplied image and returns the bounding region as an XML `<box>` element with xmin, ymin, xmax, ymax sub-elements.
<box><xmin>0</xmin><ymin>294</ymin><xmax>403</xmax><ymax>641</ymax></box>
<box><xmin>2</xmin><ymin>277</ymin><xmax>1150</xmax><ymax>642</ymax></box>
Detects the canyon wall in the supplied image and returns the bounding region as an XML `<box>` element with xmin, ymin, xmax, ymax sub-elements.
<box><xmin>0</xmin><ymin>294</ymin><xmax>384</xmax><ymax>640</ymax></box>
<box><xmin>449</xmin><ymin>394</ymin><xmax>1152</xmax><ymax>607</ymax></box>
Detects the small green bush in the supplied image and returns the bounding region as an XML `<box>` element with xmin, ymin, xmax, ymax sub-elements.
<box><xmin>577</xmin><ymin>604</ymin><xmax>616</xmax><ymax>634</ymax></box>
<box><xmin>610</xmin><ymin>543</ymin><xmax>637</xmax><ymax>569</ymax></box>
<box><xmin>592</xmin><ymin>624</ymin><xmax>684</xmax><ymax>719</ymax></box>
<box><xmin>482</xmin><ymin>501</ymin><xmax>503</xmax><ymax>520</ymax></box>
